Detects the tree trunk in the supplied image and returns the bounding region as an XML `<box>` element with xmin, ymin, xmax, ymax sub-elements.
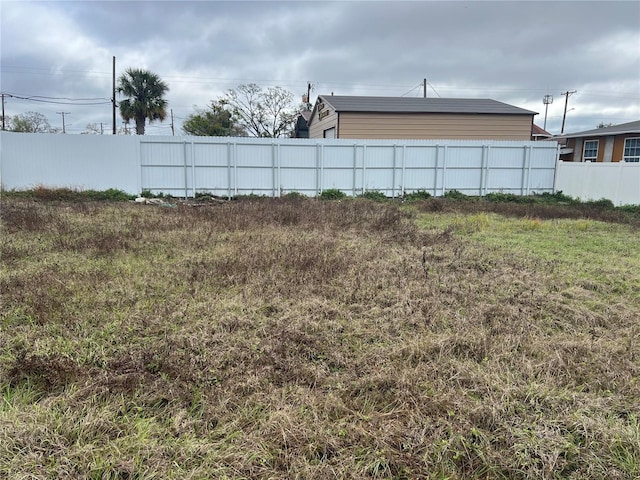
<box><xmin>135</xmin><ymin>116</ymin><xmax>145</xmax><ymax>135</ymax></box>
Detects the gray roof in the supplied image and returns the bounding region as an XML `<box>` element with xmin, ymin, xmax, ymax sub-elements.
<box><xmin>555</xmin><ymin>120</ymin><xmax>640</xmax><ymax>139</ymax></box>
<box><xmin>317</xmin><ymin>95</ymin><xmax>537</xmax><ymax>116</ymax></box>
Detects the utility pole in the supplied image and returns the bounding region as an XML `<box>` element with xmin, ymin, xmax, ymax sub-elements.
<box><xmin>542</xmin><ymin>95</ymin><xmax>553</xmax><ymax>131</ymax></box>
<box><xmin>423</xmin><ymin>78</ymin><xmax>427</xmax><ymax>98</ymax></box>
<box><xmin>560</xmin><ymin>90</ymin><xmax>576</xmax><ymax>134</ymax></box>
<box><xmin>56</xmin><ymin>112</ymin><xmax>70</xmax><ymax>133</ymax></box>
<box><xmin>100</xmin><ymin>122</ymin><xmax>104</xmax><ymax>135</ymax></box>
<box><xmin>170</xmin><ymin>109</ymin><xmax>175</xmax><ymax>136</ymax></box>
<box><xmin>1</xmin><ymin>93</ymin><xmax>5</xmax><ymax>130</ymax></box>
<box><xmin>112</xmin><ymin>56</ymin><xmax>116</xmax><ymax>135</ymax></box>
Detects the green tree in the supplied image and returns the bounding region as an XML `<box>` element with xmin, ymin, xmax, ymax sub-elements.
<box><xmin>117</xmin><ymin>68</ymin><xmax>169</xmax><ymax>135</ymax></box>
<box><xmin>224</xmin><ymin>84</ymin><xmax>297</xmax><ymax>137</ymax></box>
<box><xmin>10</xmin><ymin>111</ymin><xmax>52</xmax><ymax>133</ymax></box>
<box><xmin>182</xmin><ymin>100</ymin><xmax>245</xmax><ymax>136</ymax></box>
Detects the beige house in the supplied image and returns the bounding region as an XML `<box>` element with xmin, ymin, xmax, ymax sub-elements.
<box><xmin>307</xmin><ymin>95</ymin><xmax>537</xmax><ymax>140</ymax></box>
<box><xmin>555</xmin><ymin>120</ymin><xmax>640</xmax><ymax>162</ymax></box>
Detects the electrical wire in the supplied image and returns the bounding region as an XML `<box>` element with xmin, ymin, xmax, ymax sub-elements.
<box><xmin>2</xmin><ymin>93</ymin><xmax>111</xmax><ymax>106</ymax></box>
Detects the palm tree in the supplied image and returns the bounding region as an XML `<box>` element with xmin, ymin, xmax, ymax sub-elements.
<box><xmin>117</xmin><ymin>68</ymin><xmax>169</xmax><ymax>135</ymax></box>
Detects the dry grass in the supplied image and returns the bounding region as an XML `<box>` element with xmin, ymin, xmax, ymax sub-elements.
<box><xmin>1</xmin><ymin>196</ymin><xmax>639</xmax><ymax>479</ymax></box>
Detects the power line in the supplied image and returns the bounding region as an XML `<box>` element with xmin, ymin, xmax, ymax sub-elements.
<box><xmin>1</xmin><ymin>92</ymin><xmax>111</xmax><ymax>105</ymax></box>
<box><xmin>401</xmin><ymin>83</ymin><xmax>422</xmax><ymax>97</ymax></box>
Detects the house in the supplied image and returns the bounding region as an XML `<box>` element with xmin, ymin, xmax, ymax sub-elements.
<box><xmin>292</xmin><ymin>110</ymin><xmax>311</xmax><ymax>138</ymax></box>
<box><xmin>531</xmin><ymin>124</ymin><xmax>552</xmax><ymax>141</ymax></box>
<box><xmin>555</xmin><ymin>120</ymin><xmax>640</xmax><ymax>162</ymax></box>
<box><xmin>307</xmin><ymin>95</ymin><xmax>537</xmax><ymax>140</ymax></box>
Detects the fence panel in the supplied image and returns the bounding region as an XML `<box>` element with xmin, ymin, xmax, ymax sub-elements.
<box><xmin>555</xmin><ymin>161</ymin><xmax>640</xmax><ymax>205</ymax></box>
<box><xmin>1</xmin><ymin>133</ymin><xmax>563</xmax><ymax>200</ymax></box>
<box><xmin>0</xmin><ymin>132</ymin><xmax>139</xmax><ymax>193</ymax></box>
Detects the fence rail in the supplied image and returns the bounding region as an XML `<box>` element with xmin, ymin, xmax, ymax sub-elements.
<box><xmin>0</xmin><ymin>133</ymin><xmax>561</xmax><ymax>198</ymax></box>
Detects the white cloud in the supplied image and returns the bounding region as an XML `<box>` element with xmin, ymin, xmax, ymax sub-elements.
<box><xmin>1</xmin><ymin>0</ymin><xmax>638</xmax><ymax>135</ymax></box>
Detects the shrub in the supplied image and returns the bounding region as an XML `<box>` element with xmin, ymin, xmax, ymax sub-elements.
<box><xmin>282</xmin><ymin>191</ymin><xmax>306</xmax><ymax>200</ymax></box>
<box><xmin>404</xmin><ymin>190</ymin><xmax>432</xmax><ymax>202</ymax></box>
<box><xmin>619</xmin><ymin>204</ymin><xmax>640</xmax><ymax>215</ymax></box>
<box><xmin>83</xmin><ymin>188</ymin><xmax>135</xmax><ymax>201</ymax></box>
<box><xmin>234</xmin><ymin>193</ymin><xmax>266</xmax><ymax>201</ymax></box>
<box><xmin>583</xmin><ymin>198</ymin><xmax>615</xmax><ymax>209</ymax></box>
<box><xmin>2</xmin><ymin>186</ymin><xmax>134</xmax><ymax>201</ymax></box>
<box><xmin>484</xmin><ymin>192</ymin><xmax>534</xmax><ymax>204</ymax></box>
<box><xmin>443</xmin><ymin>189</ymin><xmax>471</xmax><ymax>201</ymax></box>
<box><xmin>534</xmin><ymin>191</ymin><xmax>578</xmax><ymax>205</ymax></box>
<box><xmin>357</xmin><ymin>190</ymin><xmax>387</xmax><ymax>202</ymax></box>
<box><xmin>319</xmin><ymin>189</ymin><xmax>346</xmax><ymax>200</ymax></box>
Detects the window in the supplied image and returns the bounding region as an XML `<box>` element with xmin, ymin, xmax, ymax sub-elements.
<box><xmin>582</xmin><ymin>140</ymin><xmax>598</xmax><ymax>162</ymax></box>
<box><xmin>623</xmin><ymin>137</ymin><xmax>640</xmax><ymax>162</ymax></box>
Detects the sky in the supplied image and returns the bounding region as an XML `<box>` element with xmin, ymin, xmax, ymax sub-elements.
<box><xmin>1</xmin><ymin>0</ymin><xmax>639</xmax><ymax>136</ymax></box>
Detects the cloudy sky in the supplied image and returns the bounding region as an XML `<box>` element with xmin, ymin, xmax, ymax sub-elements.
<box><xmin>1</xmin><ymin>0</ymin><xmax>638</xmax><ymax>136</ymax></box>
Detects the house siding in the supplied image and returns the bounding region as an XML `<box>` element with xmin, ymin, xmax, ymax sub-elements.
<box><xmin>613</xmin><ymin>134</ymin><xmax>640</xmax><ymax>162</ymax></box>
<box><xmin>334</xmin><ymin>113</ymin><xmax>533</xmax><ymax>140</ymax></box>
<box><xmin>613</xmin><ymin>136</ymin><xmax>625</xmax><ymax>161</ymax></box>
<box><xmin>566</xmin><ymin>134</ymin><xmax>639</xmax><ymax>162</ymax></box>
<box><xmin>309</xmin><ymin>102</ymin><xmax>338</xmax><ymax>139</ymax></box>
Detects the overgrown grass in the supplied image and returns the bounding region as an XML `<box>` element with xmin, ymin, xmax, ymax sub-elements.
<box><xmin>1</xmin><ymin>196</ymin><xmax>639</xmax><ymax>479</ymax></box>
<box><xmin>2</xmin><ymin>186</ymin><xmax>136</xmax><ymax>202</ymax></box>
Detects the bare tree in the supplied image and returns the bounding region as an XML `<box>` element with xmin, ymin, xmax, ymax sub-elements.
<box><xmin>82</xmin><ymin>123</ymin><xmax>104</xmax><ymax>135</ymax></box>
<box><xmin>224</xmin><ymin>84</ymin><xmax>296</xmax><ymax>137</ymax></box>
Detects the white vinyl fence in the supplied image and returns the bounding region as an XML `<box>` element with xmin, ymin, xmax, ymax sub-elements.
<box><xmin>555</xmin><ymin>160</ymin><xmax>640</xmax><ymax>206</ymax></box>
<box><xmin>0</xmin><ymin>132</ymin><xmax>559</xmax><ymax>198</ymax></box>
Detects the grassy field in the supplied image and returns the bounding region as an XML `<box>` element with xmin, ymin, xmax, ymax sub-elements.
<box><xmin>1</xmin><ymin>195</ymin><xmax>639</xmax><ymax>479</ymax></box>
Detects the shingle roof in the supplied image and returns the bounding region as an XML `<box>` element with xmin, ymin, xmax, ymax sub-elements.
<box><xmin>555</xmin><ymin>120</ymin><xmax>640</xmax><ymax>139</ymax></box>
<box><xmin>300</xmin><ymin>110</ymin><xmax>312</xmax><ymax>121</ymax></box>
<box><xmin>531</xmin><ymin>124</ymin><xmax>552</xmax><ymax>137</ymax></box>
<box><xmin>316</xmin><ymin>95</ymin><xmax>537</xmax><ymax>116</ymax></box>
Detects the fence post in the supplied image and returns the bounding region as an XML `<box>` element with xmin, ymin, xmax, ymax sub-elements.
<box><xmin>433</xmin><ymin>144</ymin><xmax>439</xmax><ymax>196</ymax></box>
<box><xmin>441</xmin><ymin>145</ymin><xmax>448</xmax><ymax>196</ymax></box>
<box><xmin>137</xmin><ymin>137</ymin><xmax>143</xmax><ymax>195</ymax></box>
<box><xmin>352</xmin><ymin>143</ymin><xmax>357</xmax><ymax>196</ymax></box>
<box><xmin>226</xmin><ymin>141</ymin><xmax>231</xmax><ymax>199</ymax></box>
<box><xmin>272</xmin><ymin>141</ymin><xmax>276</xmax><ymax>198</ymax></box>
<box><xmin>479</xmin><ymin>145</ymin><xmax>487</xmax><ymax>196</ymax></box>
<box><xmin>525</xmin><ymin>145</ymin><xmax>533</xmax><ymax>195</ymax></box>
<box><xmin>183</xmin><ymin>140</ymin><xmax>188</xmax><ymax>199</ymax></box>
<box><xmin>401</xmin><ymin>145</ymin><xmax>407</xmax><ymax>197</ymax></box>
<box><xmin>362</xmin><ymin>144</ymin><xmax>367</xmax><ymax>194</ymax></box>
<box><xmin>233</xmin><ymin>141</ymin><xmax>238</xmax><ymax>197</ymax></box>
<box><xmin>191</xmin><ymin>140</ymin><xmax>196</xmax><ymax>198</ymax></box>
<box><xmin>520</xmin><ymin>145</ymin><xmax>527</xmax><ymax>195</ymax></box>
<box><xmin>316</xmin><ymin>143</ymin><xmax>325</xmax><ymax>195</ymax></box>
<box><xmin>552</xmin><ymin>144</ymin><xmax>561</xmax><ymax>193</ymax></box>
<box><xmin>392</xmin><ymin>144</ymin><xmax>397</xmax><ymax>198</ymax></box>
